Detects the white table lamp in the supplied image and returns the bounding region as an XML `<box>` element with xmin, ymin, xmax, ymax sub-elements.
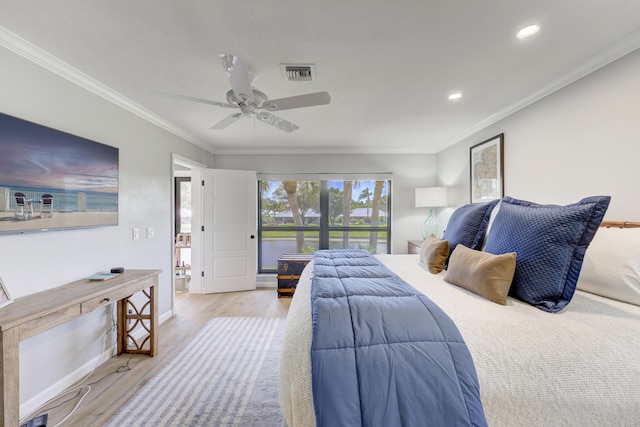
<box><xmin>415</xmin><ymin>187</ymin><xmax>448</xmax><ymax>239</ymax></box>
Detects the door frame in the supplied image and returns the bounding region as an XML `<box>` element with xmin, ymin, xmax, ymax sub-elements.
<box><xmin>171</xmin><ymin>154</ymin><xmax>205</xmax><ymax>314</ymax></box>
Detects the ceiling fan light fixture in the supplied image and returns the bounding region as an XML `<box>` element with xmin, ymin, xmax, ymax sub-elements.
<box><xmin>517</xmin><ymin>24</ymin><xmax>540</xmax><ymax>39</ymax></box>
<box><xmin>161</xmin><ymin>54</ymin><xmax>329</xmax><ymax>132</ymax></box>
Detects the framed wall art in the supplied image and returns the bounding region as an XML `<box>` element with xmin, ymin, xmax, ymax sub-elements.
<box><xmin>470</xmin><ymin>133</ymin><xmax>504</xmax><ymax>204</ymax></box>
<box><xmin>0</xmin><ymin>112</ymin><xmax>119</xmax><ymax>234</ymax></box>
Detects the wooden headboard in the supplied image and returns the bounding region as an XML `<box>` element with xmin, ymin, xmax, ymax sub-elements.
<box><xmin>600</xmin><ymin>221</ymin><xmax>640</xmax><ymax>229</ymax></box>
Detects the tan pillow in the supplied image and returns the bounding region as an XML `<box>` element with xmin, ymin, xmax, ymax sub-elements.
<box><xmin>444</xmin><ymin>244</ymin><xmax>516</xmax><ymax>305</ymax></box>
<box><xmin>419</xmin><ymin>234</ymin><xmax>450</xmax><ymax>274</ymax></box>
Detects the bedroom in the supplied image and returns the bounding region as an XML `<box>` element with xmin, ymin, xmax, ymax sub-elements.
<box><xmin>0</xmin><ymin>1</ymin><xmax>639</xmax><ymax>425</ymax></box>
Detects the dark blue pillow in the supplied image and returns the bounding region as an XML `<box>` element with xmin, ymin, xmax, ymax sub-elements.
<box><xmin>442</xmin><ymin>200</ymin><xmax>500</xmax><ymax>261</ymax></box>
<box><xmin>484</xmin><ymin>196</ymin><xmax>611</xmax><ymax>312</ymax></box>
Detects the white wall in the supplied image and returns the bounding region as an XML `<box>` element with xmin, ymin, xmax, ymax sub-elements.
<box><xmin>0</xmin><ymin>46</ymin><xmax>214</xmax><ymax>415</ymax></box>
<box><xmin>437</xmin><ymin>48</ymin><xmax>640</xmax><ymax>223</ymax></box>
<box><xmin>214</xmin><ymin>153</ymin><xmax>437</xmax><ymax>253</ymax></box>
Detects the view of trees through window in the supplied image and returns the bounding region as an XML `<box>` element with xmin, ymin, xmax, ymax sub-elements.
<box><xmin>259</xmin><ymin>179</ymin><xmax>391</xmax><ymax>271</ymax></box>
<box><xmin>175</xmin><ymin>177</ymin><xmax>191</xmax><ymax>234</ymax></box>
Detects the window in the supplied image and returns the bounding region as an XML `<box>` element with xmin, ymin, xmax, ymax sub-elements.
<box><xmin>258</xmin><ymin>178</ymin><xmax>391</xmax><ymax>272</ymax></box>
<box><xmin>174</xmin><ymin>177</ymin><xmax>192</xmax><ymax>285</ymax></box>
<box><xmin>174</xmin><ymin>177</ymin><xmax>191</xmax><ymax>234</ymax></box>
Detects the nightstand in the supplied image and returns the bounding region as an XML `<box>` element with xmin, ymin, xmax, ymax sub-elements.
<box><xmin>407</xmin><ymin>240</ymin><xmax>423</xmax><ymax>254</ymax></box>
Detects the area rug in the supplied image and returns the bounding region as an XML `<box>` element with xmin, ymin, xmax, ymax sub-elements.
<box><xmin>105</xmin><ymin>317</ymin><xmax>285</xmax><ymax>426</ymax></box>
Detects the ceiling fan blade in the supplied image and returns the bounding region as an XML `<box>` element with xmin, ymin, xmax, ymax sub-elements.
<box><xmin>256</xmin><ymin>112</ymin><xmax>299</xmax><ymax>133</ymax></box>
<box><xmin>219</xmin><ymin>53</ymin><xmax>254</xmax><ymax>104</ymax></box>
<box><xmin>153</xmin><ymin>91</ymin><xmax>236</xmax><ymax>108</ymax></box>
<box><xmin>261</xmin><ymin>91</ymin><xmax>330</xmax><ymax>111</ymax></box>
<box><xmin>210</xmin><ymin>113</ymin><xmax>244</xmax><ymax>129</ymax></box>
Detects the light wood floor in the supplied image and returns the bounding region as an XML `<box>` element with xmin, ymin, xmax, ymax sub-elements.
<box><xmin>24</xmin><ymin>289</ymin><xmax>291</xmax><ymax>426</ymax></box>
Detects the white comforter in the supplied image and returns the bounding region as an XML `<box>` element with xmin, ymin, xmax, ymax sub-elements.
<box><xmin>278</xmin><ymin>255</ymin><xmax>640</xmax><ymax>427</ymax></box>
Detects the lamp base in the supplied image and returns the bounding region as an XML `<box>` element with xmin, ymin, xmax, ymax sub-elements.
<box><xmin>422</xmin><ymin>208</ymin><xmax>439</xmax><ymax>239</ymax></box>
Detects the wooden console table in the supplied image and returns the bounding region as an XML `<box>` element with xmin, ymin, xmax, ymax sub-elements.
<box><xmin>0</xmin><ymin>269</ymin><xmax>161</xmax><ymax>426</ymax></box>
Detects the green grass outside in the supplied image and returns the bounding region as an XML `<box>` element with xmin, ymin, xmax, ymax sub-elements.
<box><xmin>261</xmin><ymin>229</ymin><xmax>388</xmax><ymax>239</ymax></box>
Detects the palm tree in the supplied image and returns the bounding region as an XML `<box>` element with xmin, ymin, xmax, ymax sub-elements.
<box><xmin>368</xmin><ymin>181</ymin><xmax>385</xmax><ymax>252</ymax></box>
<box><xmin>260</xmin><ymin>180</ymin><xmax>282</xmax><ymax>225</ymax></box>
<box><xmin>358</xmin><ymin>187</ymin><xmax>372</xmax><ymax>219</ymax></box>
<box><xmin>282</xmin><ymin>181</ymin><xmax>305</xmax><ymax>252</ymax></box>
<box><xmin>294</xmin><ymin>181</ymin><xmax>320</xmax><ymax>225</ymax></box>
<box><xmin>328</xmin><ymin>187</ymin><xmax>343</xmax><ymax>225</ymax></box>
<box><xmin>260</xmin><ymin>181</ymin><xmax>273</xmax><ymax>194</ymax></box>
<box><xmin>342</xmin><ymin>181</ymin><xmax>354</xmax><ymax>248</ymax></box>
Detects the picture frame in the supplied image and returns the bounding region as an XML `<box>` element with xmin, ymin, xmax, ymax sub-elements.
<box><xmin>470</xmin><ymin>133</ymin><xmax>504</xmax><ymax>204</ymax></box>
<box><xmin>0</xmin><ymin>111</ymin><xmax>119</xmax><ymax>235</ymax></box>
<box><xmin>0</xmin><ymin>277</ymin><xmax>13</xmax><ymax>310</ymax></box>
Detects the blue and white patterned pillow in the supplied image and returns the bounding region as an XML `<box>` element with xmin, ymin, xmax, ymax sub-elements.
<box><xmin>442</xmin><ymin>200</ymin><xmax>500</xmax><ymax>263</ymax></box>
<box><xmin>484</xmin><ymin>195</ymin><xmax>611</xmax><ymax>312</ymax></box>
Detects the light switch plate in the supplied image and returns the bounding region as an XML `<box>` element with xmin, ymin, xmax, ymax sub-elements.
<box><xmin>132</xmin><ymin>227</ymin><xmax>140</xmax><ymax>240</ymax></box>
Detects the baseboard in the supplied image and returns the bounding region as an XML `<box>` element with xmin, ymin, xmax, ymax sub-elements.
<box><xmin>159</xmin><ymin>309</ymin><xmax>173</xmax><ymax>324</ymax></box>
<box><xmin>257</xmin><ymin>274</ymin><xmax>277</xmax><ymax>288</ymax></box>
<box><xmin>20</xmin><ymin>346</ymin><xmax>114</xmax><ymax>420</ymax></box>
<box><xmin>19</xmin><ymin>309</ymin><xmax>174</xmax><ymax>420</ymax></box>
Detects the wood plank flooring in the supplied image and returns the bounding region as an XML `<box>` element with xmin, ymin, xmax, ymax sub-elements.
<box><xmin>23</xmin><ymin>289</ymin><xmax>291</xmax><ymax>426</ymax></box>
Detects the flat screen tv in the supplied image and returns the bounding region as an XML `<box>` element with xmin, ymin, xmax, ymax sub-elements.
<box><xmin>0</xmin><ymin>112</ymin><xmax>118</xmax><ymax>234</ymax></box>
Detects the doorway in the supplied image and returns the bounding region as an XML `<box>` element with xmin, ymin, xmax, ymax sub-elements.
<box><xmin>171</xmin><ymin>155</ymin><xmax>204</xmax><ymax>307</ymax></box>
<box><xmin>174</xmin><ymin>175</ymin><xmax>192</xmax><ymax>292</ymax></box>
<box><xmin>171</xmin><ymin>157</ymin><xmax>257</xmax><ymax>299</ymax></box>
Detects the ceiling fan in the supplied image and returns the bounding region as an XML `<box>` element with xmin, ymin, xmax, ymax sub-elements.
<box><xmin>159</xmin><ymin>53</ymin><xmax>331</xmax><ymax>133</ymax></box>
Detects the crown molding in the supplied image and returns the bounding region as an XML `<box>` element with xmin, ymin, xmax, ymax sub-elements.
<box><xmin>0</xmin><ymin>25</ymin><xmax>214</xmax><ymax>154</ymax></box>
<box><xmin>3</xmin><ymin>24</ymin><xmax>638</xmax><ymax>157</ymax></box>
<box><xmin>434</xmin><ymin>30</ymin><xmax>640</xmax><ymax>153</ymax></box>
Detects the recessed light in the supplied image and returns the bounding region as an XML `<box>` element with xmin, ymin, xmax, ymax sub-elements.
<box><xmin>448</xmin><ymin>92</ymin><xmax>463</xmax><ymax>101</ymax></box>
<box><xmin>517</xmin><ymin>24</ymin><xmax>540</xmax><ymax>39</ymax></box>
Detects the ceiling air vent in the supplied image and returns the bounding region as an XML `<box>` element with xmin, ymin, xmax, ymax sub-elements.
<box><xmin>281</xmin><ymin>64</ymin><xmax>316</xmax><ymax>81</ymax></box>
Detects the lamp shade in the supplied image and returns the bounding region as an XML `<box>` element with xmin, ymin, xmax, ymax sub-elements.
<box><xmin>415</xmin><ymin>187</ymin><xmax>448</xmax><ymax>208</ymax></box>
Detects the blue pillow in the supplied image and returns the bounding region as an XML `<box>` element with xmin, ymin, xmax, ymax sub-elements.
<box><xmin>442</xmin><ymin>200</ymin><xmax>500</xmax><ymax>261</ymax></box>
<box><xmin>484</xmin><ymin>196</ymin><xmax>611</xmax><ymax>312</ymax></box>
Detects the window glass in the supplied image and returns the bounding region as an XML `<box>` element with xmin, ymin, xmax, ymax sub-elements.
<box><xmin>328</xmin><ymin>231</ymin><xmax>388</xmax><ymax>253</ymax></box>
<box><xmin>261</xmin><ymin>180</ymin><xmax>320</xmax><ymax>227</ymax></box>
<box><xmin>259</xmin><ymin>179</ymin><xmax>390</xmax><ymax>272</ymax></box>
<box><xmin>176</xmin><ymin>178</ymin><xmax>191</xmax><ymax>234</ymax></box>
<box><xmin>328</xmin><ymin>180</ymin><xmax>388</xmax><ymax>226</ymax></box>
<box><xmin>260</xmin><ymin>230</ymin><xmax>320</xmax><ymax>270</ymax></box>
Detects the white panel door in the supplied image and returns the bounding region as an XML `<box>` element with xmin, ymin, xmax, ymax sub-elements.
<box><xmin>203</xmin><ymin>169</ymin><xmax>257</xmax><ymax>293</ymax></box>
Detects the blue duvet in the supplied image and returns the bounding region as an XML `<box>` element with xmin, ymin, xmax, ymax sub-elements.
<box><xmin>310</xmin><ymin>249</ymin><xmax>487</xmax><ymax>427</ymax></box>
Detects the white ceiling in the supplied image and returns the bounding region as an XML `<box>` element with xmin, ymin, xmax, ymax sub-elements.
<box><xmin>1</xmin><ymin>1</ymin><xmax>639</xmax><ymax>155</ymax></box>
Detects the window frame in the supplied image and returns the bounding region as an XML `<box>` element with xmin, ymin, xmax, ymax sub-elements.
<box><xmin>258</xmin><ymin>178</ymin><xmax>391</xmax><ymax>273</ymax></box>
<box><xmin>174</xmin><ymin>176</ymin><xmax>191</xmax><ymax>236</ymax></box>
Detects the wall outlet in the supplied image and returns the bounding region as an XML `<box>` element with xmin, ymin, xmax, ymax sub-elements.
<box><xmin>146</xmin><ymin>227</ymin><xmax>155</xmax><ymax>238</ymax></box>
<box><xmin>132</xmin><ymin>228</ymin><xmax>140</xmax><ymax>240</ymax></box>
<box><xmin>20</xmin><ymin>413</ymin><xmax>48</xmax><ymax>427</ymax></box>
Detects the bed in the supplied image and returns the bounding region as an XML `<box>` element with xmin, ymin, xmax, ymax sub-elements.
<box><xmin>278</xmin><ymin>196</ymin><xmax>640</xmax><ymax>426</ymax></box>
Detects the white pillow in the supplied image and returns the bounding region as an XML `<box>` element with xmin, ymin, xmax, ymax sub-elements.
<box><xmin>576</xmin><ymin>227</ymin><xmax>640</xmax><ymax>306</ymax></box>
<box><xmin>480</xmin><ymin>199</ymin><xmax>501</xmax><ymax>250</ymax></box>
